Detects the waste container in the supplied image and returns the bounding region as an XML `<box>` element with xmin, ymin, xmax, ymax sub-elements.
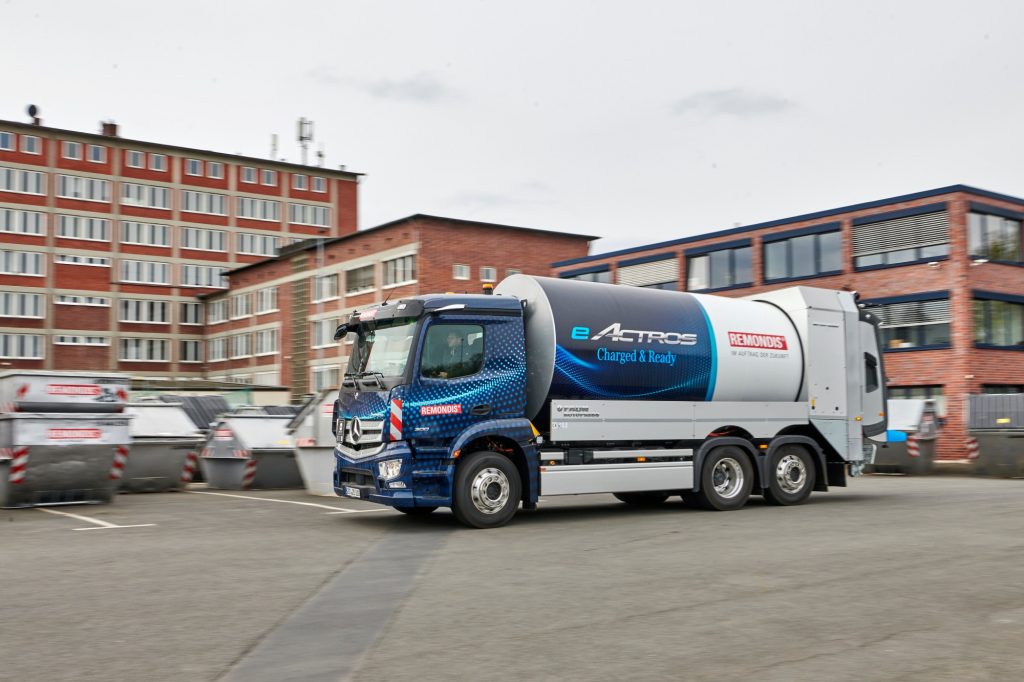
<box><xmin>0</xmin><ymin>370</ymin><xmax>129</xmax><ymax>413</ymax></box>
<box><xmin>869</xmin><ymin>399</ymin><xmax>940</xmax><ymax>474</ymax></box>
<box><xmin>0</xmin><ymin>413</ymin><xmax>132</xmax><ymax>507</ymax></box>
<box><xmin>288</xmin><ymin>391</ymin><xmax>338</xmax><ymax>496</ymax></box>
<box><xmin>968</xmin><ymin>393</ymin><xmax>1024</xmax><ymax>478</ymax></box>
<box><xmin>199</xmin><ymin>414</ymin><xmax>300</xmax><ymax>490</ymax></box>
<box><xmin>120</xmin><ymin>403</ymin><xmax>205</xmax><ymax>492</ymax></box>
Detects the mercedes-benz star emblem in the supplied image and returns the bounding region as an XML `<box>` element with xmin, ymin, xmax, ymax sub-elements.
<box><xmin>350</xmin><ymin>417</ymin><xmax>362</xmax><ymax>442</ymax></box>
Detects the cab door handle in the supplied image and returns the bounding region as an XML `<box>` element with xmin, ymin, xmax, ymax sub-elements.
<box><xmin>470</xmin><ymin>404</ymin><xmax>492</xmax><ymax>416</ymax></box>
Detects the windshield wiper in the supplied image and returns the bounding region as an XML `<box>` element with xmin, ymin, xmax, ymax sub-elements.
<box><xmin>358</xmin><ymin>371</ymin><xmax>386</xmax><ymax>389</ymax></box>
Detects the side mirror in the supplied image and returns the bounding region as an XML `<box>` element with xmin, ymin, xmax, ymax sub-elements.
<box><xmin>333</xmin><ymin>323</ymin><xmax>349</xmax><ymax>340</ymax></box>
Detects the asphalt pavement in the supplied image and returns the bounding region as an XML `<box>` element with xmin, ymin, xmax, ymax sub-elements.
<box><xmin>1</xmin><ymin>475</ymin><xmax>1022</xmax><ymax>682</ymax></box>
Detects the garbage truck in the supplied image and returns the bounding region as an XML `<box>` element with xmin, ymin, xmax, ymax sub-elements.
<box><xmin>332</xmin><ymin>275</ymin><xmax>887</xmax><ymax>528</ymax></box>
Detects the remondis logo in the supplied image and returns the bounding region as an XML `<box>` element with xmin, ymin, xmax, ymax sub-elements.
<box><xmin>570</xmin><ymin>323</ymin><xmax>697</xmax><ymax>346</ymax></box>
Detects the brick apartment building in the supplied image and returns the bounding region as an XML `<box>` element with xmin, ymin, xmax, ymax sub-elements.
<box><xmin>0</xmin><ymin>116</ymin><xmax>359</xmax><ymax>377</ymax></box>
<box><xmin>200</xmin><ymin>215</ymin><xmax>594</xmax><ymax>394</ymax></box>
<box><xmin>552</xmin><ymin>185</ymin><xmax>1024</xmax><ymax>459</ymax></box>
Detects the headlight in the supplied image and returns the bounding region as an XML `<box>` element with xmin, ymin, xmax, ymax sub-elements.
<box><xmin>378</xmin><ymin>459</ymin><xmax>402</xmax><ymax>480</ymax></box>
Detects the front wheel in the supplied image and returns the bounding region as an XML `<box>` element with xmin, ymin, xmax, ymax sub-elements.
<box><xmin>697</xmin><ymin>446</ymin><xmax>753</xmax><ymax>511</ymax></box>
<box><xmin>763</xmin><ymin>444</ymin><xmax>815</xmax><ymax>505</ymax></box>
<box><xmin>452</xmin><ymin>451</ymin><xmax>521</xmax><ymax>528</ymax></box>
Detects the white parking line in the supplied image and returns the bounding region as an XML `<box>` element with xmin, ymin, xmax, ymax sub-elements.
<box><xmin>185</xmin><ymin>489</ymin><xmax>388</xmax><ymax>513</ymax></box>
<box><xmin>35</xmin><ymin>507</ymin><xmax>156</xmax><ymax>531</ymax></box>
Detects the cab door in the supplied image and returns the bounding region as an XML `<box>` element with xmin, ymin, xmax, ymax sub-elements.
<box><xmin>859</xmin><ymin>310</ymin><xmax>888</xmax><ymax>439</ymax></box>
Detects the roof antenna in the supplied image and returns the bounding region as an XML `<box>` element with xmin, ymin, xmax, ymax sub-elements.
<box><xmin>381</xmin><ymin>287</ymin><xmax>396</xmax><ymax>307</ymax></box>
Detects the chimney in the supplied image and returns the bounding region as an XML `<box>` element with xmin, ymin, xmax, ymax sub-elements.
<box><xmin>101</xmin><ymin>121</ymin><xmax>119</xmax><ymax>137</ymax></box>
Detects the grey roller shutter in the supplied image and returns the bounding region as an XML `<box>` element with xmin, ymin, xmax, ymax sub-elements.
<box><xmin>875</xmin><ymin>299</ymin><xmax>950</xmax><ymax>328</ymax></box>
<box><xmin>852</xmin><ymin>211</ymin><xmax>948</xmax><ymax>258</ymax></box>
<box><xmin>617</xmin><ymin>258</ymin><xmax>678</xmax><ymax>287</ymax></box>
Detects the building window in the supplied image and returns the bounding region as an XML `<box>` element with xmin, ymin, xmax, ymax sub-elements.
<box><xmin>506</xmin><ymin>268</ymin><xmax>522</xmax><ymax>277</ymax></box>
<box><xmin>0</xmin><ymin>131</ymin><xmax>13</xmax><ymax>150</ymax></box>
<box><xmin>208</xmin><ymin>337</ymin><xmax>227</xmax><ymax>362</ymax></box>
<box><xmin>181</xmin><ymin>302</ymin><xmax>203</xmax><ymax>325</ymax></box>
<box><xmin>119</xmin><ymin>299</ymin><xmax>169</xmax><ymax>324</ymax></box>
<box><xmin>0</xmin><ymin>209</ymin><xmax>45</xmax><ymax>235</ymax></box>
<box><xmin>88</xmin><ymin>144</ymin><xmax>106</xmax><ymax>163</ymax></box>
<box><xmin>256</xmin><ymin>287</ymin><xmax>278</xmax><ymax>313</ymax></box>
<box><xmin>237</xmin><ymin>232</ymin><xmax>279</xmax><ymax>256</ymax></box>
<box><xmin>254</xmin><ymin>329</ymin><xmax>279</xmax><ymax>356</ymax></box>
<box><xmin>182</xmin><ymin>227</ymin><xmax>227</xmax><ymax>252</ymax></box>
<box><xmin>181</xmin><ymin>264</ymin><xmax>227</xmax><ymax>288</ymax></box>
<box><xmin>185</xmin><ymin>158</ymin><xmax>202</xmax><ymax>176</ymax></box>
<box><xmin>0</xmin><ymin>250</ymin><xmax>44</xmax><ymax>276</ymax></box>
<box><xmin>237</xmin><ymin>197</ymin><xmax>280</xmax><ymax>221</ymax></box>
<box><xmin>312</xmin><ymin>176</ymin><xmax>326</xmax><ymax>193</ymax></box>
<box><xmin>0</xmin><ymin>166</ymin><xmax>45</xmax><ymax>195</ymax></box>
<box><xmin>230</xmin><ymin>333</ymin><xmax>252</xmax><ymax>358</ymax></box>
<box><xmin>852</xmin><ymin>208</ymin><xmax>949</xmax><ymax>269</ymax></box>
<box><xmin>207</xmin><ymin>300</ymin><xmax>228</xmax><ymax>324</ymax></box>
<box><xmin>119</xmin><ymin>338</ymin><xmax>169</xmax><ymax>362</ymax></box>
<box><xmin>868</xmin><ymin>296</ymin><xmax>951</xmax><ymax>350</ymax></box>
<box><xmin>687</xmin><ymin>243</ymin><xmax>752</xmax><ymax>291</ymax></box>
<box><xmin>207</xmin><ymin>161</ymin><xmax>223</xmax><ymax>179</ymax></box>
<box><xmin>0</xmin><ymin>292</ymin><xmax>44</xmax><ymax>318</ymax></box>
<box><xmin>968</xmin><ymin>211</ymin><xmax>1021</xmax><ymax>262</ymax></box>
<box><xmin>121</xmin><ymin>221</ymin><xmax>170</xmax><ymax>247</ymax></box>
<box><xmin>150</xmin><ymin>154</ymin><xmax>167</xmax><ymax>171</ymax></box>
<box><xmin>562</xmin><ymin>268</ymin><xmax>612</xmax><ymax>283</ymax></box>
<box><xmin>453</xmin><ymin>264</ymin><xmax>470</xmax><ymax>280</ymax></box>
<box><xmin>888</xmin><ymin>385</ymin><xmax>946</xmax><ymax>416</ymax></box>
<box><xmin>0</xmin><ymin>334</ymin><xmax>43</xmax><ymax>359</ymax></box>
<box><xmin>55</xmin><ymin>335</ymin><xmax>109</xmax><ymax>346</ymax></box>
<box><xmin>974</xmin><ymin>296</ymin><xmax>1024</xmax><ymax>348</ymax></box>
<box><xmin>288</xmin><ymin>203</ymin><xmax>330</xmax><ymax>227</ymax></box>
<box><xmin>181</xmin><ymin>340</ymin><xmax>203</xmax><ymax>363</ymax></box>
<box><xmin>242</xmin><ymin>166</ymin><xmax>256</xmax><ymax>183</ymax></box>
<box><xmin>126</xmin><ymin>150</ymin><xmax>145</xmax><ymax>168</ymax></box>
<box><xmin>617</xmin><ymin>256</ymin><xmax>678</xmax><ymax>289</ymax></box>
<box><xmin>293</xmin><ymin>174</ymin><xmax>307</xmax><ymax>190</ymax></box>
<box><xmin>346</xmin><ymin>265</ymin><xmax>374</xmax><ymax>294</ymax></box>
<box><xmin>58</xmin><ymin>215</ymin><xmax>110</xmax><ymax>241</ymax></box>
<box><xmin>981</xmin><ymin>384</ymin><xmax>1024</xmax><ymax>394</ymax></box>
<box><xmin>21</xmin><ymin>135</ymin><xmax>40</xmax><ymax>154</ymax></box>
<box><xmin>56</xmin><ymin>254</ymin><xmax>110</xmax><ymax>267</ymax></box>
<box><xmin>231</xmin><ymin>293</ymin><xmax>252</xmax><ymax>319</ymax></box>
<box><xmin>312</xmin><ymin>319</ymin><xmax>339</xmax><ymax>348</ymax></box>
<box><xmin>122</xmin><ymin>183</ymin><xmax>170</xmax><ymax>209</ymax></box>
<box><xmin>121</xmin><ymin>260</ymin><xmax>170</xmax><ymax>284</ymax></box>
<box><xmin>311</xmin><ymin>366</ymin><xmax>340</xmax><ymax>391</ymax></box>
<box><xmin>313</xmin><ymin>273</ymin><xmax>339</xmax><ymax>301</ymax></box>
<box><xmin>182</xmin><ymin>190</ymin><xmax>227</xmax><ymax>215</ymax></box>
<box><xmin>763</xmin><ymin>229</ymin><xmax>842</xmax><ymax>282</ymax></box>
<box><xmin>480</xmin><ymin>266</ymin><xmax>497</xmax><ymax>282</ymax></box>
<box><xmin>383</xmin><ymin>255</ymin><xmax>416</xmax><ymax>287</ymax></box>
<box><xmin>57</xmin><ymin>175</ymin><xmax>110</xmax><ymax>202</ymax></box>
<box><xmin>62</xmin><ymin>141</ymin><xmax>82</xmax><ymax>160</ymax></box>
<box><xmin>56</xmin><ymin>294</ymin><xmax>110</xmax><ymax>307</ymax></box>
<box><xmin>261</xmin><ymin>169</ymin><xmax>277</xmax><ymax>186</ymax></box>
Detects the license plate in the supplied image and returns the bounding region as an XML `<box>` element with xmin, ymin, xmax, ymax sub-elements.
<box><xmin>343</xmin><ymin>486</ymin><xmax>363</xmax><ymax>499</ymax></box>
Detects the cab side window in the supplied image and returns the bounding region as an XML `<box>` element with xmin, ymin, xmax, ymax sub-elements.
<box><xmin>421</xmin><ymin>324</ymin><xmax>484</xmax><ymax>379</ymax></box>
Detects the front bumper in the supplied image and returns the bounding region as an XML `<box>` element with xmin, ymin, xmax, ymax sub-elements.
<box><xmin>333</xmin><ymin>443</ymin><xmax>454</xmax><ymax>508</ymax></box>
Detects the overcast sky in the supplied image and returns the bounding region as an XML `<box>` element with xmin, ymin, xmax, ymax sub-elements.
<box><xmin>4</xmin><ymin>0</ymin><xmax>1023</xmax><ymax>254</ymax></box>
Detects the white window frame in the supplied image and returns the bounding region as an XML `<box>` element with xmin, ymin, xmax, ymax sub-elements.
<box><xmin>242</xmin><ymin>166</ymin><xmax>256</xmax><ymax>183</ymax></box>
<box><xmin>0</xmin><ymin>209</ymin><xmax>45</xmax><ymax>235</ymax></box>
<box><xmin>58</xmin><ymin>215</ymin><xmax>110</xmax><ymax>242</ymax></box>
<box><xmin>62</xmin><ymin>141</ymin><xmax>82</xmax><ymax>160</ymax></box>
<box><xmin>206</xmin><ymin>299</ymin><xmax>228</xmax><ymax>324</ymax></box>
<box><xmin>256</xmin><ymin>287</ymin><xmax>278</xmax><ymax>314</ymax></box>
<box><xmin>293</xmin><ymin>174</ymin><xmax>308</xmax><ymax>190</ymax></box>
<box><xmin>453</xmin><ymin>264</ymin><xmax>470</xmax><ymax>280</ymax></box>
<box><xmin>0</xmin><ymin>333</ymin><xmax>43</xmax><ymax>359</ymax></box>
<box><xmin>0</xmin><ymin>167</ymin><xmax>46</xmax><ymax>195</ymax></box>
<box><xmin>56</xmin><ymin>254</ymin><xmax>111</xmax><ymax>267</ymax></box>
<box><xmin>0</xmin><ymin>291</ymin><xmax>44</xmax><ymax>319</ymax></box>
<box><xmin>119</xmin><ymin>299</ymin><xmax>170</xmax><ymax>324</ymax></box>
<box><xmin>180</xmin><ymin>339</ymin><xmax>203</xmax><ymax>363</ymax></box>
<box><xmin>480</xmin><ymin>266</ymin><xmax>497</xmax><ymax>282</ymax></box>
<box><xmin>182</xmin><ymin>190</ymin><xmax>227</xmax><ymax>216</ymax></box>
<box><xmin>55</xmin><ymin>335</ymin><xmax>109</xmax><ymax>346</ymax></box>
<box><xmin>88</xmin><ymin>144</ymin><xmax>105</xmax><ymax>163</ymax></box>
<box><xmin>121</xmin><ymin>183</ymin><xmax>170</xmax><ymax>210</ymax></box>
<box><xmin>185</xmin><ymin>158</ymin><xmax>202</xmax><ymax>176</ymax></box>
<box><xmin>181</xmin><ymin>226</ymin><xmax>226</xmax><ymax>252</ymax></box>
<box><xmin>56</xmin><ymin>294</ymin><xmax>110</xmax><ymax>307</ymax></box>
<box><xmin>261</xmin><ymin>169</ymin><xmax>277</xmax><ymax>186</ymax></box>
<box><xmin>0</xmin><ymin>131</ymin><xmax>13</xmax><ymax>151</ymax></box>
<box><xmin>345</xmin><ymin>264</ymin><xmax>375</xmax><ymax>294</ymax></box>
<box><xmin>57</xmin><ymin>175</ymin><xmax>110</xmax><ymax>203</ymax></box>
<box><xmin>121</xmin><ymin>221</ymin><xmax>170</xmax><ymax>247</ymax></box>
<box><xmin>288</xmin><ymin>203</ymin><xmax>331</xmax><ymax>227</ymax></box>
<box><xmin>230</xmin><ymin>292</ymin><xmax>252</xmax><ymax>320</ymax></box>
<box><xmin>311</xmin><ymin>319</ymin><xmax>338</xmax><ymax>349</ymax></box>
<box><xmin>312</xmin><ymin>176</ymin><xmax>326</xmax><ymax>193</ymax></box>
<box><xmin>312</xmin><ymin>273</ymin><xmax>339</xmax><ymax>302</ymax></box>
<box><xmin>383</xmin><ymin>255</ymin><xmax>416</xmax><ymax>288</ymax></box>
<box><xmin>119</xmin><ymin>337</ymin><xmax>170</xmax><ymax>362</ymax></box>
<box><xmin>237</xmin><ymin>197</ymin><xmax>280</xmax><ymax>222</ymax></box>
<box><xmin>254</xmin><ymin>329</ymin><xmax>279</xmax><ymax>356</ymax></box>
<box><xmin>149</xmin><ymin>154</ymin><xmax>167</xmax><ymax>172</ymax></box>
<box><xmin>180</xmin><ymin>264</ymin><xmax>227</xmax><ymax>288</ymax></box>
<box><xmin>230</xmin><ymin>333</ymin><xmax>252</xmax><ymax>359</ymax></box>
<box><xmin>0</xmin><ymin>250</ymin><xmax>45</xmax><ymax>276</ymax></box>
<box><xmin>180</xmin><ymin>302</ymin><xmax>203</xmax><ymax>326</ymax></box>
<box><xmin>207</xmin><ymin>161</ymin><xmax>223</xmax><ymax>179</ymax></box>
<box><xmin>237</xmin><ymin>232</ymin><xmax>279</xmax><ymax>256</ymax></box>
<box><xmin>207</xmin><ymin>337</ymin><xmax>228</xmax><ymax>362</ymax></box>
<box><xmin>121</xmin><ymin>259</ymin><xmax>170</xmax><ymax>285</ymax></box>
<box><xmin>21</xmin><ymin>135</ymin><xmax>40</xmax><ymax>155</ymax></box>
<box><xmin>126</xmin><ymin>150</ymin><xmax>145</xmax><ymax>168</ymax></box>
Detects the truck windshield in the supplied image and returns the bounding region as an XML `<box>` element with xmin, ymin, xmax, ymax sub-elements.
<box><xmin>347</xmin><ymin>318</ymin><xmax>417</xmax><ymax>378</ymax></box>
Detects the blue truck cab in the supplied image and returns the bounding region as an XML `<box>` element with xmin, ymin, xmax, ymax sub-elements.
<box><xmin>332</xmin><ymin>293</ymin><xmax>538</xmax><ymax>527</ymax></box>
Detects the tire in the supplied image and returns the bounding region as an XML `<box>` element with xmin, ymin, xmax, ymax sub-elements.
<box><xmin>452</xmin><ymin>451</ymin><xmax>521</xmax><ymax>529</ymax></box>
<box><xmin>613</xmin><ymin>492</ymin><xmax>670</xmax><ymax>506</ymax></box>
<box><xmin>396</xmin><ymin>506</ymin><xmax>438</xmax><ymax>516</ymax></box>
<box><xmin>697</xmin><ymin>446</ymin><xmax>753</xmax><ymax>511</ymax></box>
<box><xmin>763</xmin><ymin>444</ymin><xmax>815</xmax><ymax>506</ymax></box>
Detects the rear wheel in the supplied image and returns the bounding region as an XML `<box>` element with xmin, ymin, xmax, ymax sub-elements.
<box><xmin>613</xmin><ymin>492</ymin><xmax>670</xmax><ymax>506</ymax></box>
<box><xmin>396</xmin><ymin>506</ymin><xmax>438</xmax><ymax>516</ymax></box>
<box><xmin>452</xmin><ymin>451</ymin><xmax>521</xmax><ymax>528</ymax></box>
<box><xmin>763</xmin><ymin>444</ymin><xmax>815</xmax><ymax>506</ymax></box>
<box><xmin>697</xmin><ymin>446</ymin><xmax>753</xmax><ymax>511</ymax></box>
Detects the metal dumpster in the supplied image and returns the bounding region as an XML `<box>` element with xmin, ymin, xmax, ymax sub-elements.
<box><xmin>199</xmin><ymin>414</ymin><xmax>301</xmax><ymax>490</ymax></box>
<box><xmin>968</xmin><ymin>394</ymin><xmax>1024</xmax><ymax>478</ymax></box>
<box><xmin>0</xmin><ymin>413</ymin><xmax>132</xmax><ymax>507</ymax></box>
<box><xmin>121</xmin><ymin>403</ymin><xmax>205</xmax><ymax>492</ymax></box>
<box><xmin>288</xmin><ymin>391</ymin><xmax>338</xmax><ymax>496</ymax></box>
<box><xmin>869</xmin><ymin>399</ymin><xmax>940</xmax><ymax>475</ymax></box>
<box><xmin>0</xmin><ymin>370</ymin><xmax>129</xmax><ymax>413</ymax></box>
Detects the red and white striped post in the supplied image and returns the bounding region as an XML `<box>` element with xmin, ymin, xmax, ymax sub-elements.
<box><xmin>7</xmin><ymin>446</ymin><xmax>29</xmax><ymax>484</ymax></box>
<box><xmin>180</xmin><ymin>451</ymin><xmax>200</xmax><ymax>484</ymax></box>
<box><xmin>241</xmin><ymin>456</ymin><xmax>257</xmax><ymax>490</ymax></box>
<box><xmin>965</xmin><ymin>438</ymin><xmax>980</xmax><ymax>460</ymax></box>
<box><xmin>109</xmin><ymin>445</ymin><xmax>129</xmax><ymax>481</ymax></box>
<box><xmin>906</xmin><ymin>434</ymin><xmax>920</xmax><ymax>458</ymax></box>
<box><xmin>390</xmin><ymin>399</ymin><xmax>403</xmax><ymax>441</ymax></box>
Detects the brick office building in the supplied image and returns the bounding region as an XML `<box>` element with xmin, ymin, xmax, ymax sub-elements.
<box><xmin>202</xmin><ymin>215</ymin><xmax>594</xmax><ymax>394</ymax></box>
<box><xmin>551</xmin><ymin>185</ymin><xmax>1024</xmax><ymax>459</ymax></box>
<box><xmin>0</xmin><ymin>117</ymin><xmax>359</xmax><ymax>377</ymax></box>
